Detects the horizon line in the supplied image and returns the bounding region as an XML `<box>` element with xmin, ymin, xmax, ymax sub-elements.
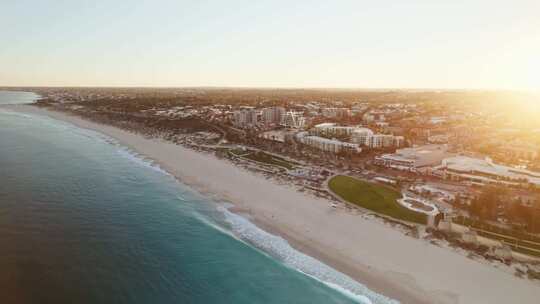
<box><xmin>0</xmin><ymin>85</ymin><xmax>538</xmax><ymax>94</ymax></box>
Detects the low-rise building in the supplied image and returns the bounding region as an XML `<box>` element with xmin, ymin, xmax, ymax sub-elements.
<box><xmin>428</xmin><ymin>134</ymin><xmax>450</xmax><ymax>144</ymax></box>
<box><xmin>432</xmin><ymin>156</ymin><xmax>540</xmax><ymax>186</ymax></box>
<box><xmin>375</xmin><ymin>144</ymin><xmax>450</xmax><ymax>172</ymax></box>
<box><xmin>499</xmin><ymin>143</ymin><xmax>539</xmax><ymax>160</ymax></box>
<box><xmin>296</xmin><ymin>132</ymin><xmax>361</xmax><ymax>154</ymax></box>
<box><xmin>259</xmin><ymin>130</ymin><xmax>287</xmax><ymax>142</ymax></box>
<box><xmin>313</xmin><ymin>123</ymin><xmax>403</xmax><ymax>149</ymax></box>
<box><xmin>312</xmin><ymin>123</ymin><xmax>361</xmax><ymax>137</ymax></box>
<box><xmin>367</xmin><ymin>134</ymin><xmax>404</xmax><ymax>149</ymax></box>
<box><xmin>363</xmin><ymin>111</ymin><xmax>385</xmax><ymax>123</ymax></box>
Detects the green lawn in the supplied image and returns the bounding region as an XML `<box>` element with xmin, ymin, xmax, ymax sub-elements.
<box><xmin>228</xmin><ymin>148</ymin><xmax>252</xmax><ymax>156</ymax></box>
<box><xmin>328</xmin><ymin>175</ymin><xmax>427</xmax><ymax>224</ymax></box>
<box><xmin>243</xmin><ymin>151</ymin><xmax>296</xmax><ymax>170</ymax></box>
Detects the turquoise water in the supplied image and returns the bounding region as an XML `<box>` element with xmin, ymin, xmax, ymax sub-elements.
<box><xmin>0</xmin><ymin>90</ymin><xmax>40</xmax><ymax>104</ymax></box>
<box><xmin>0</xmin><ymin>92</ymin><xmax>396</xmax><ymax>304</ymax></box>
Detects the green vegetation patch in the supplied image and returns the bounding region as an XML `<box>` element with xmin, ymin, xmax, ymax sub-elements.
<box><xmin>228</xmin><ymin>148</ymin><xmax>253</xmax><ymax>157</ymax></box>
<box><xmin>455</xmin><ymin>216</ymin><xmax>540</xmax><ymax>256</ymax></box>
<box><xmin>243</xmin><ymin>151</ymin><xmax>296</xmax><ymax>170</ymax></box>
<box><xmin>328</xmin><ymin>175</ymin><xmax>426</xmax><ymax>224</ymax></box>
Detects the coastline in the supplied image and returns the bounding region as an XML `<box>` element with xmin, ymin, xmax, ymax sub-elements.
<box><xmin>5</xmin><ymin>104</ymin><xmax>540</xmax><ymax>304</ymax></box>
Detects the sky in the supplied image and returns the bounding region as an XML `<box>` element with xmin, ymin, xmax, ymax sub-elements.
<box><xmin>1</xmin><ymin>0</ymin><xmax>539</xmax><ymax>90</ymax></box>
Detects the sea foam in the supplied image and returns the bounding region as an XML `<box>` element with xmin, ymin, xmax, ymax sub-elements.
<box><xmin>2</xmin><ymin>108</ymin><xmax>396</xmax><ymax>303</ymax></box>
<box><xmin>115</xmin><ymin>147</ymin><xmax>172</xmax><ymax>177</ymax></box>
<box><xmin>1</xmin><ymin>109</ymin><xmax>170</xmax><ymax>178</ymax></box>
<box><xmin>215</xmin><ymin>205</ymin><xmax>399</xmax><ymax>304</ymax></box>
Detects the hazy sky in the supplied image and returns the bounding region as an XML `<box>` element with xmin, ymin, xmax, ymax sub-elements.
<box><xmin>1</xmin><ymin>0</ymin><xmax>539</xmax><ymax>90</ymax></box>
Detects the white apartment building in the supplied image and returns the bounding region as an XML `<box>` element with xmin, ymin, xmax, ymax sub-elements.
<box><xmin>351</xmin><ymin>104</ymin><xmax>369</xmax><ymax>114</ymax></box>
<box><xmin>321</xmin><ymin>107</ymin><xmax>350</xmax><ymax>118</ymax></box>
<box><xmin>296</xmin><ymin>132</ymin><xmax>361</xmax><ymax>154</ymax></box>
<box><xmin>428</xmin><ymin>134</ymin><xmax>450</xmax><ymax>144</ymax></box>
<box><xmin>313</xmin><ymin>123</ymin><xmax>403</xmax><ymax>149</ymax></box>
<box><xmin>281</xmin><ymin>111</ymin><xmax>305</xmax><ymax>129</ymax></box>
<box><xmin>233</xmin><ymin>108</ymin><xmax>258</xmax><ymax>128</ymax></box>
<box><xmin>363</xmin><ymin>112</ymin><xmax>385</xmax><ymax>123</ymax></box>
<box><xmin>262</xmin><ymin>107</ymin><xmax>285</xmax><ymax>125</ymax></box>
<box><xmin>367</xmin><ymin>134</ymin><xmax>403</xmax><ymax>149</ymax></box>
<box><xmin>312</xmin><ymin>123</ymin><xmax>361</xmax><ymax>137</ymax></box>
<box><xmin>351</xmin><ymin>128</ymin><xmax>375</xmax><ymax>145</ymax></box>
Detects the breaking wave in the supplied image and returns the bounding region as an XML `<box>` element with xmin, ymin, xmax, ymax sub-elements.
<box><xmin>2</xmin><ymin>107</ymin><xmax>398</xmax><ymax>303</ymax></box>
<box><xmin>115</xmin><ymin>147</ymin><xmax>171</xmax><ymax>177</ymax></box>
<box><xmin>214</xmin><ymin>205</ymin><xmax>399</xmax><ymax>304</ymax></box>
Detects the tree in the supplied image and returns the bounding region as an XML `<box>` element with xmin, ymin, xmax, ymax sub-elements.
<box><xmin>469</xmin><ymin>199</ymin><xmax>484</xmax><ymax>220</ymax></box>
<box><xmin>469</xmin><ymin>186</ymin><xmax>506</xmax><ymax>220</ymax></box>
<box><xmin>507</xmin><ymin>201</ymin><xmax>532</xmax><ymax>231</ymax></box>
<box><xmin>454</xmin><ymin>193</ymin><xmax>462</xmax><ymax>206</ymax></box>
<box><xmin>532</xmin><ymin>198</ymin><xmax>540</xmax><ymax>233</ymax></box>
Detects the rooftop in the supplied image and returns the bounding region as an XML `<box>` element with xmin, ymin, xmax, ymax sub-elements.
<box><xmin>440</xmin><ymin>156</ymin><xmax>540</xmax><ymax>185</ymax></box>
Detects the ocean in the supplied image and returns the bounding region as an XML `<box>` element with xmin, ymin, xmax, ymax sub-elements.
<box><xmin>0</xmin><ymin>91</ymin><xmax>395</xmax><ymax>304</ymax></box>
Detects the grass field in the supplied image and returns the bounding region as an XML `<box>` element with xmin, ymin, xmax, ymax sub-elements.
<box><xmin>328</xmin><ymin>175</ymin><xmax>427</xmax><ymax>224</ymax></box>
<box><xmin>243</xmin><ymin>151</ymin><xmax>297</xmax><ymax>170</ymax></box>
<box><xmin>228</xmin><ymin>148</ymin><xmax>252</xmax><ymax>156</ymax></box>
<box><xmin>227</xmin><ymin>148</ymin><xmax>297</xmax><ymax>170</ymax></box>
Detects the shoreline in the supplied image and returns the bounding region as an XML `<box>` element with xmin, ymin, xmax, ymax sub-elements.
<box><xmin>5</xmin><ymin>104</ymin><xmax>540</xmax><ymax>304</ymax></box>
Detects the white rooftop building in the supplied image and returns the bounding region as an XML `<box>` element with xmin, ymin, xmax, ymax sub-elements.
<box><xmin>313</xmin><ymin>123</ymin><xmax>403</xmax><ymax>149</ymax></box>
<box><xmin>262</xmin><ymin>107</ymin><xmax>285</xmax><ymax>125</ymax></box>
<box><xmin>313</xmin><ymin>123</ymin><xmax>361</xmax><ymax>136</ymax></box>
<box><xmin>433</xmin><ymin>156</ymin><xmax>540</xmax><ymax>186</ymax></box>
<box><xmin>375</xmin><ymin>144</ymin><xmax>450</xmax><ymax>172</ymax></box>
<box><xmin>350</xmin><ymin>128</ymin><xmax>374</xmax><ymax>145</ymax></box>
<box><xmin>296</xmin><ymin>132</ymin><xmax>361</xmax><ymax>154</ymax></box>
<box><xmin>281</xmin><ymin>111</ymin><xmax>305</xmax><ymax>129</ymax></box>
<box><xmin>321</xmin><ymin>107</ymin><xmax>350</xmax><ymax>118</ymax></box>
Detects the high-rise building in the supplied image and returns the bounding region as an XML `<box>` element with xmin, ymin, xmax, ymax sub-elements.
<box><xmin>281</xmin><ymin>111</ymin><xmax>305</xmax><ymax>129</ymax></box>
<box><xmin>262</xmin><ymin>107</ymin><xmax>285</xmax><ymax>125</ymax></box>
<box><xmin>233</xmin><ymin>108</ymin><xmax>259</xmax><ymax>128</ymax></box>
<box><xmin>321</xmin><ymin>107</ymin><xmax>350</xmax><ymax>118</ymax></box>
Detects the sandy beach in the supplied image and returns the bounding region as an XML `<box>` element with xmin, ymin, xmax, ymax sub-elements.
<box><xmin>6</xmin><ymin>104</ymin><xmax>540</xmax><ymax>304</ymax></box>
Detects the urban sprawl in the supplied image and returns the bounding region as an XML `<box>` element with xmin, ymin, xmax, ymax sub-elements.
<box><xmin>12</xmin><ymin>87</ymin><xmax>540</xmax><ymax>278</ymax></box>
